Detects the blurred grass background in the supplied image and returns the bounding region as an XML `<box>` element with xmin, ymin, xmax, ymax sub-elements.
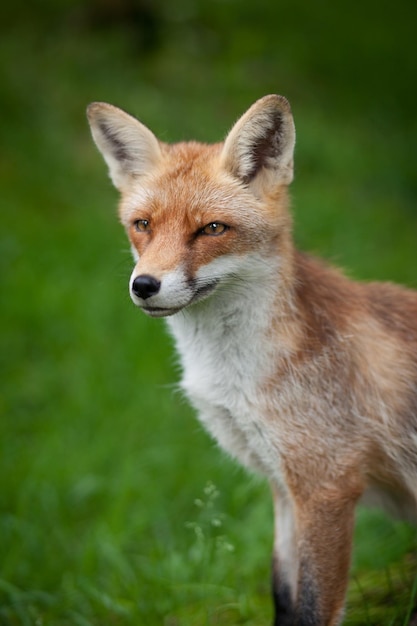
<box><xmin>1</xmin><ymin>1</ymin><xmax>417</xmax><ymax>624</ymax></box>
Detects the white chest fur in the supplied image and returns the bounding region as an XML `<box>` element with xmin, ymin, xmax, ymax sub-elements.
<box><xmin>167</xmin><ymin>283</ymin><xmax>284</xmax><ymax>480</ymax></box>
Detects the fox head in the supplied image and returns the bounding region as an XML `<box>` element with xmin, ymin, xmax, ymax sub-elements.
<box><xmin>87</xmin><ymin>95</ymin><xmax>296</xmax><ymax>317</ymax></box>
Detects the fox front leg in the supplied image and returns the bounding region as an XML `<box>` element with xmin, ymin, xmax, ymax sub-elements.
<box><xmin>271</xmin><ymin>488</ymin><xmax>298</xmax><ymax>625</ymax></box>
<box><xmin>271</xmin><ymin>482</ymin><xmax>361</xmax><ymax>626</ymax></box>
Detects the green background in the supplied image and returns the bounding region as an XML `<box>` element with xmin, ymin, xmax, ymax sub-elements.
<box><xmin>1</xmin><ymin>1</ymin><xmax>416</xmax><ymax>623</ymax></box>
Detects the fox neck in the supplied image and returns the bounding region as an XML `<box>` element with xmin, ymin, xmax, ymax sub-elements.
<box><xmin>166</xmin><ymin>242</ymin><xmax>298</xmax><ymax>404</ymax></box>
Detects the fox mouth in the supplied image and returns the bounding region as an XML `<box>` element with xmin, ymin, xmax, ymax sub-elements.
<box><xmin>141</xmin><ymin>280</ymin><xmax>220</xmax><ymax>318</ymax></box>
<box><xmin>190</xmin><ymin>279</ymin><xmax>220</xmax><ymax>301</ymax></box>
<box><xmin>141</xmin><ymin>305</ymin><xmax>183</xmax><ymax>318</ymax></box>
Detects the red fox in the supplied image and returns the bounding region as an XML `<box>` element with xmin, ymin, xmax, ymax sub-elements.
<box><xmin>87</xmin><ymin>95</ymin><xmax>417</xmax><ymax>625</ymax></box>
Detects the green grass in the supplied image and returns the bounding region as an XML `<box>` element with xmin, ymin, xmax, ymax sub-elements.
<box><xmin>1</xmin><ymin>3</ymin><xmax>417</xmax><ymax>624</ymax></box>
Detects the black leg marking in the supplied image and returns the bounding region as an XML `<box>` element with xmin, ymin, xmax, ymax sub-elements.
<box><xmin>271</xmin><ymin>557</ymin><xmax>322</xmax><ymax>626</ymax></box>
<box><xmin>294</xmin><ymin>563</ymin><xmax>322</xmax><ymax>626</ymax></box>
<box><xmin>272</xmin><ymin>557</ymin><xmax>295</xmax><ymax>626</ymax></box>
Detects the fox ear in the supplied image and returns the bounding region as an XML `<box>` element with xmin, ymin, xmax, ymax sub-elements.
<box><xmin>87</xmin><ymin>102</ymin><xmax>162</xmax><ymax>190</ymax></box>
<box><xmin>220</xmin><ymin>95</ymin><xmax>295</xmax><ymax>191</ymax></box>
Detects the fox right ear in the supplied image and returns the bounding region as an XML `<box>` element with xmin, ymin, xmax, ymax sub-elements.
<box><xmin>220</xmin><ymin>95</ymin><xmax>295</xmax><ymax>192</ymax></box>
<box><xmin>87</xmin><ymin>102</ymin><xmax>162</xmax><ymax>190</ymax></box>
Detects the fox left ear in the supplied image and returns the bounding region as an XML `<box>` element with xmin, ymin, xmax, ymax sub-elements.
<box><xmin>87</xmin><ymin>102</ymin><xmax>162</xmax><ymax>190</ymax></box>
<box><xmin>220</xmin><ymin>95</ymin><xmax>295</xmax><ymax>191</ymax></box>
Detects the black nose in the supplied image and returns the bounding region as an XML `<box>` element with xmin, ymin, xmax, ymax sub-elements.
<box><xmin>131</xmin><ymin>274</ymin><xmax>161</xmax><ymax>300</ymax></box>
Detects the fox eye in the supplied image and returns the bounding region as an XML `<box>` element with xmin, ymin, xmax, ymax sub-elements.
<box><xmin>133</xmin><ymin>219</ymin><xmax>151</xmax><ymax>232</ymax></box>
<box><xmin>200</xmin><ymin>222</ymin><xmax>228</xmax><ymax>236</ymax></box>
